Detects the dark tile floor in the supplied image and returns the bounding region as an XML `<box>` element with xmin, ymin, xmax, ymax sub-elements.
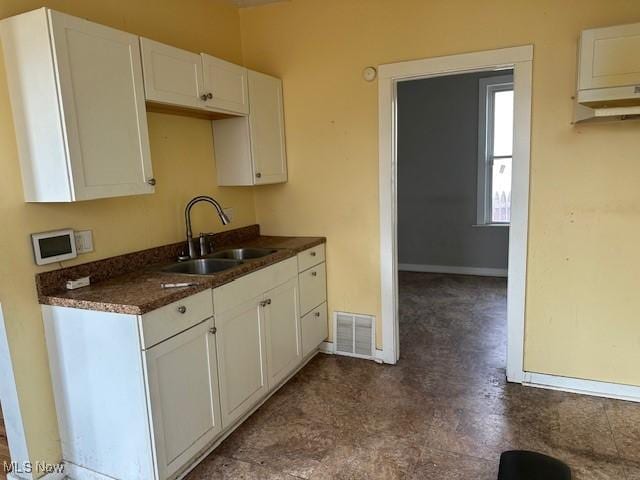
<box><xmin>187</xmin><ymin>272</ymin><xmax>640</xmax><ymax>479</ymax></box>
<box><xmin>0</xmin><ymin>405</ymin><xmax>10</xmax><ymax>480</ymax></box>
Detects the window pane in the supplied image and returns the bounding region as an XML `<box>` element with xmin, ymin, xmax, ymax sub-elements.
<box><xmin>493</xmin><ymin>90</ymin><xmax>514</xmax><ymax>156</ymax></box>
<box><xmin>491</xmin><ymin>157</ymin><xmax>511</xmax><ymax>223</ymax></box>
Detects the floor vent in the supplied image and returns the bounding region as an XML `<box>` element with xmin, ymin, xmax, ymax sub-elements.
<box><xmin>334</xmin><ymin>312</ymin><xmax>376</xmax><ymax>360</ymax></box>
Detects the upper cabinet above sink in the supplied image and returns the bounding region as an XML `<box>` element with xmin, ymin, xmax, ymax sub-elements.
<box><xmin>140</xmin><ymin>37</ymin><xmax>287</xmax><ymax>186</ymax></box>
<box><xmin>201</xmin><ymin>54</ymin><xmax>249</xmax><ymax>115</ymax></box>
<box><xmin>0</xmin><ymin>8</ymin><xmax>154</xmax><ymax>202</ymax></box>
<box><xmin>140</xmin><ymin>38</ymin><xmax>249</xmax><ymax>116</ymax></box>
<box><xmin>140</xmin><ymin>38</ymin><xmax>206</xmax><ymax>111</ymax></box>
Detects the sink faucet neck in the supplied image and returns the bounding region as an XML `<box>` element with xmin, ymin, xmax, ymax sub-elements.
<box><xmin>184</xmin><ymin>196</ymin><xmax>231</xmax><ymax>259</ymax></box>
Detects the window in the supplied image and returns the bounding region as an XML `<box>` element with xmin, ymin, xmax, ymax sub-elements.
<box><xmin>477</xmin><ymin>74</ymin><xmax>514</xmax><ymax>225</ymax></box>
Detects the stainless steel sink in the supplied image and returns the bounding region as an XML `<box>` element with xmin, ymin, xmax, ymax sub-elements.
<box><xmin>159</xmin><ymin>258</ymin><xmax>242</xmax><ymax>275</ymax></box>
<box><xmin>208</xmin><ymin>247</ymin><xmax>278</xmax><ymax>261</ymax></box>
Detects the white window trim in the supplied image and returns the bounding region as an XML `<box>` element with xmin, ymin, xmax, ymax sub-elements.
<box><xmin>477</xmin><ymin>74</ymin><xmax>514</xmax><ymax>225</ymax></box>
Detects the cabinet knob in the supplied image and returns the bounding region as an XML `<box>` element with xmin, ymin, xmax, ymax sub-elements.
<box><xmin>255</xmin><ymin>172</ymin><xmax>262</xmax><ymax>178</ymax></box>
<box><xmin>314</xmin><ymin>311</ymin><xmax>321</xmax><ymax>317</ymax></box>
<box><xmin>310</xmin><ymin>251</ymin><xmax>316</xmax><ymax>257</ymax></box>
<box><xmin>177</xmin><ymin>305</ymin><xmax>187</xmax><ymax>314</ymax></box>
<box><xmin>311</xmin><ymin>271</ymin><xmax>317</xmax><ymax>277</ymax></box>
<box><xmin>200</xmin><ymin>92</ymin><xmax>213</xmax><ymax>101</ymax></box>
<box><xmin>209</xmin><ymin>327</ymin><xmax>217</xmax><ymax>335</ymax></box>
<box><xmin>259</xmin><ymin>298</ymin><xmax>272</xmax><ymax>307</ymax></box>
<box><xmin>147</xmin><ymin>178</ymin><xmax>157</xmax><ymax>186</ymax></box>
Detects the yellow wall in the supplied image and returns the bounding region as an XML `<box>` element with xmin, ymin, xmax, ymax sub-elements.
<box><xmin>240</xmin><ymin>0</ymin><xmax>640</xmax><ymax>385</ymax></box>
<box><xmin>0</xmin><ymin>0</ymin><xmax>252</xmax><ymax>471</ymax></box>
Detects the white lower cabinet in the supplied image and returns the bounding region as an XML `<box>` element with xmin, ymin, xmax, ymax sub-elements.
<box><xmin>215</xmin><ymin>294</ymin><xmax>269</xmax><ymax>429</ymax></box>
<box><xmin>297</xmin><ymin>246</ymin><xmax>329</xmax><ymax>356</ymax></box>
<box><xmin>145</xmin><ymin>318</ymin><xmax>222</xmax><ymax>480</ymax></box>
<box><xmin>213</xmin><ymin>257</ymin><xmax>300</xmax><ymax>428</ymax></box>
<box><xmin>264</xmin><ymin>277</ymin><xmax>301</xmax><ymax>388</ymax></box>
<box><xmin>43</xmin><ymin>252</ymin><xmax>325</xmax><ymax>480</ymax></box>
<box><xmin>301</xmin><ymin>302</ymin><xmax>328</xmax><ymax>358</ymax></box>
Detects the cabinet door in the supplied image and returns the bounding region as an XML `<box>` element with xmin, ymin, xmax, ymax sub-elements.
<box><xmin>201</xmin><ymin>54</ymin><xmax>249</xmax><ymax>115</ymax></box>
<box><xmin>140</xmin><ymin>37</ymin><xmax>205</xmax><ymax>109</ymax></box>
<box><xmin>145</xmin><ymin>319</ymin><xmax>222</xmax><ymax>480</ymax></box>
<box><xmin>579</xmin><ymin>24</ymin><xmax>640</xmax><ymax>91</ymax></box>
<box><xmin>264</xmin><ymin>278</ymin><xmax>301</xmax><ymax>388</ymax></box>
<box><xmin>301</xmin><ymin>302</ymin><xmax>328</xmax><ymax>358</ymax></box>
<box><xmin>248</xmin><ymin>70</ymin><xmax>288</xmax><ymax>184</ymax></box>
<box><xmin>216</xmin><ymin>295</ymin><xmax>268</xmax><ymax>429</ymax></box>
<box><xmin>48</xmin><ymin>10</ymin><xmax>154</xmax><ymax>201</ymax></box>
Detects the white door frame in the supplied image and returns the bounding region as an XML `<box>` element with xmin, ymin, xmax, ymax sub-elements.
<box><xmin>377</xmin><ymin>46</ymin><xmax>533</xmax><ymax>383</ymax></box>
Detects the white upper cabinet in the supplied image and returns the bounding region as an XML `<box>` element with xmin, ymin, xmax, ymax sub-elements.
<box><xmin>213</xmin><ymin>70</ymin><xmax>288</xmax><ymax>186</ymax></box>
<box><xmin>140</xmin><ymin>37</ymin><xmax>205</xmax><ymax>109</ymax></box>
<box><xmin>578</xmin><ymin>22</ymin><xmax>640</xmax><ymax>92</ymax></box>
<box><xmin>0</xmin><ymin>9</ymin><xmax>154</xmax><ymax>202</ymax></box>
<box><xmin>201</xmin><ymin>54</ymin><xmax>249</xmax><ymax>115</ymax></box>
<box><xmin>140</xmin><ymin>39</ymin><xmax>248</xmax><ymax>116</ymax></box>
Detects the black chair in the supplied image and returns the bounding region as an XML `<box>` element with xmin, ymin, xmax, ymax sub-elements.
<box><xmin>498</xmin><ymin>451</ymin><xmax>572</xmax><ymax>480</ymax></box>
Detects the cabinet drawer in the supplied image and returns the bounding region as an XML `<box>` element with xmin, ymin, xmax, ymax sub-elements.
<box><xmin>138</xmin><ymin>289</ymin><xmax>213</xmax><ymax>349</ymax></box>
<box><xmin>214</xmin><ymin>257</ymin><xmax>297</xmax><ymax>314</ymax></box>
<box><xmin>301</xmin><ymin>302</ymin><xmax>328</xmax><ymax>357</ymax></box>
<box><xmin>297</xmin><ymin>244</ymin><xmax>325</xmax><ymax>273</ymax></box>
<box><xmin>298</xmin><ymin>262</ymin><xmax>327</xmax><ymax>316</ymax></box>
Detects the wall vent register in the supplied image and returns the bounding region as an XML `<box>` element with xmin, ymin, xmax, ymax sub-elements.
<box><xmin>334</xmin><ymin>312</ymin><xmax>375</xmax><ymax>360</ymax></box>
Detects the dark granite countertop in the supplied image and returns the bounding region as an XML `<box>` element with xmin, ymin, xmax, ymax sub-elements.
<box><xmin>36</xmin><ymin>225</ymin><xmax>324</xmax><ymax>315</ymax></box>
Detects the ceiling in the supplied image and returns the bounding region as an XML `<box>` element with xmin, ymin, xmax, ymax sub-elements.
<box><xmin>232</xmin><ymin>0</ymin><xmax>289</xmax><ymax>7</ymax></box>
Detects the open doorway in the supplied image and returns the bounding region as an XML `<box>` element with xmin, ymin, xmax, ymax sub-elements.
<box><xmin>377</xmin><ymin>46</ymin><xmax>533</xmax><ymax>382</ymax></box>
<box><xmin>396</xmin><ymin>68</ymin><xmax>514</xmax><ymax>377</ymax></box>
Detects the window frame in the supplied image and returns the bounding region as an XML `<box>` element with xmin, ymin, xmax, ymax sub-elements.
<box><xmin>477</xmin><ymin>74</ymin><xmax>514</xmax><ymax>226</ymax></box>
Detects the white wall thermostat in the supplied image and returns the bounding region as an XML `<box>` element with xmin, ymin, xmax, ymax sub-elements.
<box><xmin>31</xmin><ymin>229</ymin><xmax>77</xmax><ymax>265</ymax></box>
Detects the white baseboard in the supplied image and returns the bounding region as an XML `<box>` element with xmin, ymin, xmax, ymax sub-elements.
<box><xmin>374</xmin><ymin>349</ymin><xmax>386</xmax><ymax>364</ymax></box>
<box><xmin>524</xmin><ymin>372</ymin><xmax>640</xmax><ymax>403</ymax></box>
<box><xmin>319</xmin><ymin>341</ymin><xmax>335</xmax><ymax>354</ymax></box>
<box><xmin>62</xmin><ymin>462</ymin><xmax>111</xmax><ymax>480</ymax></box>
<box><xmin>320</xmin><ymin>341</ymin><xmax>386</xmax><ymax>364</ymax></box>
<box><xmin>398</xmin><ymin>263</ymin><xmax>508</xmax><ymax>277</ymax></box>
<box><xmin>8</xmin><ymin>468</ymin><xmax>66</xmax><ymax>480</ymax></box>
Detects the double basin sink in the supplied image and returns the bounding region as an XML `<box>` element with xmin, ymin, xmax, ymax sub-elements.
<box><xmin>159</xmin><ymin>248</ymin><xmax>278</xmax><ymax>276</ymax></box>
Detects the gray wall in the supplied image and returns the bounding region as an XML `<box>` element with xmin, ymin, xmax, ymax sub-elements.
<box><xmin>397</xmin><ymin>71</ymin><xmax>510</xmax><ymax>270</ymax></box>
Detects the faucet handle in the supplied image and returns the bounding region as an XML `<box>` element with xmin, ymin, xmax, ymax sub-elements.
<box><xmin>178</xmin><ymin>244</ymin><xmax>190</xmax><ymax>262</ymax></box>
<box><xmin>199</xmin><ymin>232</ymin><xmax>216</xmax><ymax>257</ymax></box>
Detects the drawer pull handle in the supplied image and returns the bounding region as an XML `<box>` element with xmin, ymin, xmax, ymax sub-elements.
<box><xmin>314</xmin><ymin>311</ymin><xmax>321</xmax><ymax>317</ymax></box>
<box><xmin>310</xmin><ymin>251</ymin><xmax>317</xmax><ymax>257</ymax></box>
<box><xmin>259</xmin><ymin>299</ymin><xmax>272</xmax><ymax>307</ymax></box>
<box><xmin>311</xmin><ymin>271</ymin><xmax>317</xmax><ymax>277</ymax></box>
<box><xmin>209</xmin><ymin>327</ymin><xmax>217</xmax><ymax>335</ymax></box>
<box><xmin>177</xmin><ymin>306</ymin><xmax>187</xmax><ymax>314</ymax></box>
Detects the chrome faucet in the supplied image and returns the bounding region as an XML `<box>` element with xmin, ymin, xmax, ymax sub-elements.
<box><xmin>184</xmin><ymin>196</ymin><xmax>230</xmax><ymax>259</ymax></box>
